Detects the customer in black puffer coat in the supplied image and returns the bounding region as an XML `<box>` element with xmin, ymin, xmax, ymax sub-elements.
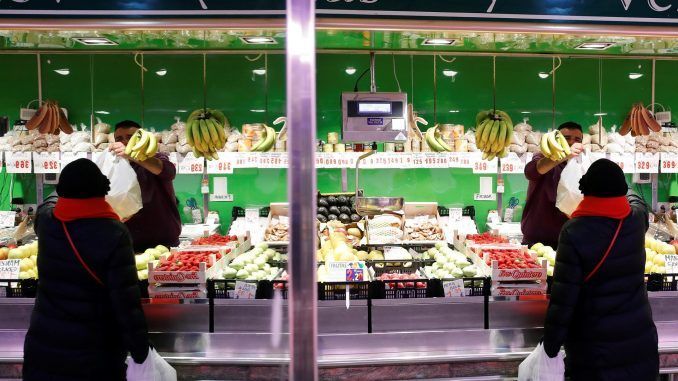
<box><xmin>23</xmin><ymin>159</ymin><xmax>150</xmax><ymax>381</ymax></box>
<box><xmin>543</xmin><ymin>159</ymin><xmax>658</xmax><ymax>381</ymax></box>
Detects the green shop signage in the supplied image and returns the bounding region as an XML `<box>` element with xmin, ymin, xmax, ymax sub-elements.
<box><xmin>0</xmin><ymin>0</ymin><xmax>677</xmax><ymax>25</ymax></box>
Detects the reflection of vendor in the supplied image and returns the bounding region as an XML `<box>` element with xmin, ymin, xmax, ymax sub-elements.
<box><xmin>521</xmin><ymin>122</ymin><xmax>583</xmax><ymax>248</ymax></box>
<box><xmin>109</xmin><ymin>120</ymin><xmax>181</xmax><ymax>251</ymax></box>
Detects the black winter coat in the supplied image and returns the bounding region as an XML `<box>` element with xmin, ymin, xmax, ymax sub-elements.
<box><xmin>543</xmin><ymin>194</ymin><xmax>658</xmax><ymax>381</ymax></box>
<box><xmin>23</xmin><ymin>197</ymin><xmax>149</xmax><ymax>381</ymax></box>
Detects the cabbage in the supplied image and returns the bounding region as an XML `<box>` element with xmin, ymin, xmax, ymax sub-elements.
<box><xmin>463</xmin><ymin>265</ymin><xmax>477</xmax><ymax>277</ymax></box>
<box><xmin>223</xmin><ymin>267</ymin><xmax>238</xmax><ymax>279</ymax></box>
<box><xmin>254</xmin><ymin>256</ymin><xmax>267</xmax><ymax>268</ymax></box>
<box><xmin>443</xmin><ymin>262</ymin><xmax>458</xmax><ymax>272</ymax></box>
<box><xmin>245</xmin><ymin>264</ymin><xmax>259</xmax><ymax>273</ymax></box>
<box><xmin>451</xmin><ymin>268</ymin><xmax>464</xmax><ymax>278</ymax></box>
<box><xmin>256</xmin><ymin>242</ymin><xmax>269</xmax><ymax>250</ymax></box>
<box><xmin>455</xmin><ymin>259</ymin><xmax>470</xmax><ymax>269</ymax></box>
<box><xmin>236</xmin><ymin>269</ymin><xmax>249</xmax><ymax>279</ymax></box>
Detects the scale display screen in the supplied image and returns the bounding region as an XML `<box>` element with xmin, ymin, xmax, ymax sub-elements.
<box><xmin>358</xmin><ymin>102</ymin><xmax>392</xmax><ymax>114</ymax></box>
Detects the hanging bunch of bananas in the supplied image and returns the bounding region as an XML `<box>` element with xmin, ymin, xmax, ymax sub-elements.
<box><xmin>424</xmin><ymin>125</ymin><xmax>453</xmax><ymax>152</ymax></box>
<box><xmin>125</xmin><ymin>129</ymin><xmax>158</xmax><ymax>161</ymax></box>
<box><xmin>475</xmin><ymin>110</ymin><xmax>514</xmax><ymax>160</ymax></box>
<box><xmin>540</xmin><ymin>130</ymin><xmax>571</xmax><ymax>161</ymax></box>
<box><xmin>186</xmin><ymin>108</ymin><xmax>229</xmax><ymax>160</ymax></box>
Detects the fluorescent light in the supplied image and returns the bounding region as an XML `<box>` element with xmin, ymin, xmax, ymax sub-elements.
<box><xmin>449</xmin><ymin>110</ymin><xmax>459</xmax><ymax>113</ymax></box>
<box><xmin>422</xmin><ymin>38</ymin><xmax>456</xmax><ymax>46</ymax></box>
<box><xmin>155</xmin><ymin>69</ymin><xmax>167</xmax><ymax>76</ymax></box>
<box><xmin>240</xmin><ymin>36</ymin><xmax>277</xmax><ymax>45</ymax></box>
<box><xmin>176</xmin><ymin>109</ymin><xmax>188</xmax><ymax>113</ymax></box>
<box><xmin>575</xmin><ymin>42</ymin><xmax>615</xmax><ymax>50</ymax></box>
<box><xmin>252</xmin><ymin>69</ymin><xmax>267</xmax><ymax>76</ymax></box>
<box><xmin>629</xmin><ymin>73</ymin><xmax>643</xmax><ymax>79</ymax></box>
<box><xmin>442</xmin><ymin>69</ymin><xmax>458</xmax><ymax>77</ymax></box>
<box><xmin>54</xmin><ymin>68</ymin><xmax>70</xmax><ymax>76</ymax></box>
<box><xmin>72</xmin><ymin>37</ymin><xmax>117</xmax><ymax>46</ymax></box>
<box><xmin>521</xmin><ymin>111</ymin><xmax>532</xmax><ymax>114</ymax></box>
<box><xmin>250</xmin><ymin>109</ymin><xmax>266</xmax><ymax>113</ymax></box>
<box><xmin>94</xmin><ymin>110</ymin><xmax>109</xmax><ymax>115</ymax></box>
<box><xmin>345</xmin><ymin>67</ymin><xmax>357</xmax><ymax>75</ymax></box>
<box><xmin>594</xmin><ymin>112</ymin><xmax>608</xmax><ymax>116</ymax></box>
<box><xmin>538</xmin><ymin>72</ymin><xmax>550</xmax><ymax>79</ymax></box>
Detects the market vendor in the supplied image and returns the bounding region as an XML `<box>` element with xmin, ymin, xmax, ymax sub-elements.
<box><xmin>110</xmin><ymin>120</ymin><xmax>181</xmax><ymax>251</ymax></box>
<box><xmin>521</xmin><ymin>121</ymin><xmax>583</xmax><ymax>248</ymax></box>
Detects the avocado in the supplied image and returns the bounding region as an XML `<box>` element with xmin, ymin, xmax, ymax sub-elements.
<box><xmin>317</xmin><ymin>207</ymin><xmax>329</xmax><ymax>216</ymax></box>
<box><xmin>329</xmin><ymin>206</ymin><xmax>341</xmax><ymax>216</ymax></box>
<box><xmin>339</xmin><ymin>206</ymin><xmax>352</xmax><ymax>215</ymax></box>
<box><xmin>339</xmin><ymin>213</ymin><xmax>351</xmax><ymax>224</ymax></box>
<box><xmin>317</xmin><ymin>214</ymin><xmax>328</xmax><ymax>223</ymax></box>
<box><xmin>318</xmin><ymin>198</ymin><xmax>329</xmax><ymax>208</ymax></box>
<box><xmin>337</xmin><ymin>196</ymin><xmax>348</xmax><ymax>205</ymax></box>
<box><xmin>327</xmin><ymin>196</ymin><xmax>338</xmax><ymax>206</ymax></box>
<box><xmin>328</xmin><ymin>214</ymin><xmax>338</xmax><ymax>221</ymax></box>
<box><xmin>350</xmin><ymin>213</ymin><xmax>361</xmax><ymax>222</ymax></box>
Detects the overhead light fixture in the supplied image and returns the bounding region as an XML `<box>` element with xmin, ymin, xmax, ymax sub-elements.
<box><xmin>155</xmin><ymin>69</ymin><xmax>168</xmax><ymax>76</ymax></box>
<box><xmin>54</xmin><ymin>68</ymin><xmax>70</xmax><ymax>76</ymax></box>
<box><xmin>252</xmin><ymin>69</ymin><xmax>267</xmax><ymax>76</ymax></box>
<box><xmin>629</xmin><ymin>73</ymin><xmax>644</xmax><ymax>79</ymax></box>
<box><xmin>449</xmin><ymin>110</ymin><xmax>460</xmax><ymax>113</ymax></box>
<box><xmin>250</xmin><ymin>109</ymin><xmax>266</xmax><ymax>113</ymax></box>
<box><xmin>345</xmin><ymin>67</ymin><xmax>357</xmax><ymax>75</ymax></box>
<box><xmin>594</xmin><ymin>112</ymin><xmax>608</xmax><ymax>116</ymax></box>
<box><xmin>240</xmin><ymin>36</ymin><xmax>277</xmax><ymax>45</ymax></box>
<box><xmin>521</xmin><ymin>111</ymin><xmax>532</xmax><ymax>114</ymax></box>
<box><xmin>442</xmin><ymin>69</ymin><xmax>458</xmax><ymax>77</ymax></box>
<box><xmin>422</xmin><ymin>38</ymin><xmax>457</xmax><ymax>46</ymax></box>
<box><xmin>72</xmin><ymin>37</ymin><xmax>118</xmax><ymax>46</ymax></box>
<box><xmin>94</xmin><ymin>110</ymin><xmax>110</xmax><ymax>115</ymax></box>
<box><xmin>575</xmin><ymin>42</ymin><xmax>615</xmax><ymax>50</ymax></box>
<box><xmin>538</xmin><ymin>72</ymin><xmax>550</xmax><ymax>79</ymax></box>
<box><xmin>176</xmin><ymin>109</ymin><xmax>188</xmax><ymax>113</ymax></box>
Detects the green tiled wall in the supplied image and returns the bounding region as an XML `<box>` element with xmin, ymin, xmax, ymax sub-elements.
<box><xmin>0</xmin><ymin>53</ymin><xmax>674</xmax><ymax>233</ymax></box>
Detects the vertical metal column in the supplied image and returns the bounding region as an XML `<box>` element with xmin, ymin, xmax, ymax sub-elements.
<box><xmin>286</xmin><ymin>0</ymin><xmax>318</xmax><ymax>380</ymax></box>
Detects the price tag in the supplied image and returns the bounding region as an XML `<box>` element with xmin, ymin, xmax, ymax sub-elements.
<box><xmin>33</xmin><ymin>152</ymin><xmax>61</xmax><ymax>174</ymax></box>
<box><xmin>635</xmin><ymin>153</ymin><xmax>660</xmax><ymax>174</ymax></box>
<box><xmin>315</xmin><ymin>153</ymin><xmax>327</xmax><ymax>169</ymax></box>
<box><xmin>326</xmin><ymin>261</ymin><xmax>366</xmax><ymax>282</ymax></box>
<box><xmin>60</xmin><ymin>152</ymin><xmax>87</xmax><ymax>168</ymax></box>
<box><xmin>609</xmin><ymin>153</ymin><xmax>635</xmax><ymax>174</ymax></box>
<box><xmin>234</xmin><ymin>281</ymin><xmax>258</xmax><ymax>299</ymax></box>
<box><xmin>449</xmin><ymin>208</ymin><xmax>463</xmax><ymax>222</ymax></box>
<box><xmin>499</xmin><ymin>153</ymin><xmax>525</xmax><ymax>174</ymax></box>
<box><xmin>457</xmin><ymin>152</ymin><xmax>474</xmax><ymax>169</ymax></box>
<box><xmin>0</xmin><ymin>259</ymin><xmax>20</xmax><ymax>280</ymax></box>
<box><xmin>325</xmin><ymin>153</ymin><xmax>341</xmax><ymax>168</ymax></box>
<box><xmin>472</xmin><ymin>155</ymin><xmax>498</xmax><ymax>174</ymax></box>
<box><xmin>474</xmin><ymin>193</ymin><xmax>497</xmax><ymax>201</ymax></box>
<box><xmin>423</xmin><ymin>153</ymin><xmax>449</xmax><ymax>168</ymax></box>
<box><xmin>206</xmin><ymin>152</ymin><xmax>234</xmax><ymax>174</ymax></box>
<box><xmin>411</xmin><ymin>153</ymin><xmax>425</xmax><ymax>168</ymax></box>
<box><xmin>177</xmin><ymin>153</ymin><xmax>205</xmax><ymax>174</ymax></box>
<box><xmin>5</xmin><ymin>151</ymin><xmax>32</xmax><ymax>173</ymax></box>
<box><xmin>661</xmin><ymin>153</ymin><xmax>678</xmax><ymax>174</ymax></box>
<box><xmin>269</xmin><ymin>152</ymin><xmax>287</xmax><ymax>168</ymax></box>
<box><xmin>665</xmin><ymin>255</ymin><xmax>678</xmax><ymax>273</ymax></box>
<box><xmin>443</xmin><ymin>279</ymin><xmax>465</xmax><ymax>297</ymax></box>
<box><xmin>447</xmin><ymin>152</ymin><xmax>461</xmax><ymax>168</ymax></box>
<box><xmin>0</xmin><ymin>211</ymin><xmax>16</xmax><ymax>228</ymax></box>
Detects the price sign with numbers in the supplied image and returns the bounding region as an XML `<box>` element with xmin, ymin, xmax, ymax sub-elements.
<box><xmin>411</xmin><ymin>153</ymin><xmax>424</xmax><ymax>167</ymax></box>
<box><xmin>178</xmin><ymin>153</ymin><xmax>205</xmax><ymax>174</ymax></box>
<box><xmin>609</xmin><ymin>153</ymin><xmax>635</xmax><ymax>174</ymax></box>
<box><xmin>423</xmin><ymin>153</ymin><xmax>449</xmax><ymax>168</ymax></box>
<box><xmin>33</xmin><ymin>152</ymin><xmax>61</xmax><ymax>174</ymax></box>
<box><xmin>206</xmin><ymin>152</ymin><xmax>234</xmax><ymax>174</ymax></box>
<box><xmin>447</xmin><ymin>152</ymin><xmax>461</xmax><ymax>168</ymax></box>
<box><xmin>5</xmin><ymin>151</ymin><xmax>32</xmax><ymax>173</ymax></box>
<box><xmin>661</xmin><ymin>153</ymin><xmax>678</xmax><ymax>173</ymax></box>
<box><xmin>635</xmin><ymin>153</ymin><xmax>660</xmax><ymax>174</ymax></box>
<box><xmin>268</xmin><ymin>152</ymin><xmax>287</xmax><ymax>168</ymax></box>
<box><xmin>315</xmin><ymin>153</ymin><xmax>327</xmax><ymax>169</ymax></box>
<box><xmin>457</xmin><ymin>152</ymin><xmax>474</xmax><ymax>169</ymax></box>
<box><xmin>499</xmin><ymin>152</ymin><xmax>525</xmax><ymax>174</ymax></box>
<box><xmin>60</xmin><ymin>152</ymin><xmax>87</xmax><ymax>168</ymax></box>
<box><xmin>471</xmin><ymin>153</ymin><xmax>498</xmax><ymax>174</ymax></box>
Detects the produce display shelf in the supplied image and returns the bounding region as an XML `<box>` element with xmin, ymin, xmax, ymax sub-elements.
<box><xmin>429</xmin><ymin>277</ymin><xmax>490</xmax><ymax>297</ymax></box>
<box><xmin>266</xmin><ymin>280</ymin><xmax>370</xmax><ymax>300</ymax></box>
<box><xmin>647</xmin><ymin>273</ymin><xmax>678</xmax><ymax>292</ymax></box>
<box><xmin>370</xmin><ymin>279</ymin><xmax>432</xmax><ymax>299</ymax></box>
<box><xmin>207</xmin><ymin>279</ymin><xmax>270</xmax><ymax>299</ymax></box>
<box><xmin>0</xmin><ymin>279</ymin><xmax>37</xmax><ymax>298</ymax></box>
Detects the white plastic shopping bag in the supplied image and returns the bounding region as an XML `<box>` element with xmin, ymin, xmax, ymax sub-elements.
<box><xmin>94</xmin><ymin>150</ymin><xmax>143</xmax><ymax>220</ymax></box>
<box><xmin>518</xmin><ymin>343</ymin><xmax>565</xmax><ymax>381</ymax></box>
<box><xmin>556</xmin><ymin>154</ymin><xmax>591</xmax><ymax>217</ymax></box>
<box><xmin>126</xmin><ymin>348</ymin><xmax>177</xmax><ymax>381</ymax></box>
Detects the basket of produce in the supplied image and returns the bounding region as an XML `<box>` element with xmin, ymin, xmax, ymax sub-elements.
<box><xmin>264</xmin><ymin>203</ymin><xmax>290</xmax><ymax>245</ymax></box>
<box><xmin>0</xmin><ymin>278</ymin><xmax>37</xmax><ymax>298</ymax></box>
<box><xmin>402</xmin><ymin>202</ymin><xmax>445</xmax><ymax>243</ymax></box>
<box><xmin>474</xmin><ymin>246</ymin><xmax>546</xmax><ymax>281</ymax></box>
<box><xmin>222</xmin><ymin>243</ymin><xmax>284</xmax><ymax>284</ymax></box>
<box><xmin>370</xmin><ymin>270</ymin><xmax>432</xmax><ymax>299</ymax></box>
<box><xmin>319</xmin><ymin>220</ymin><xmax>364</xmax><ymax>247</ymax></box>
<box><xmin>317</xmin><ymin>192</ymin><xmax>360</xmax><ymax>225</ymax></box>
<box><xmin>148</xmin><ymin>246</ymin><xmax>225</xmax><ymax>285</ymax></box>
<box><xmin>366</xmin><ymin>214</ymin><xmax>405</xmax><ymax>244</ymax></box>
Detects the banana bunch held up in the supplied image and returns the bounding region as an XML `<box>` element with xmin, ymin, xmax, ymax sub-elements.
<box><xmin>186</xmin><ymin>108</ymin><xmax>229</xmax><ymax>160</ymax></box>
<box><xmin>540</xmin><ymin>130</ymin><xmax>571</xmax><ymax>161</ymax></box>
<box><xmin>475</xmin><ymin>110</ymin><xmax>514</xmax><ymax>160</ymax></box>
<box><xmin>125</xmin><ymin>129</ymin><xmax>158</xmax><ymax>161</ymax></box>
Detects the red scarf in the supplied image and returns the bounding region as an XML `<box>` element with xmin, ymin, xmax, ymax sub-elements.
<box><xmin>570</xmin><ymin>196</ymin><xmax>631</xmax><ymax>219</ymax></box>
<box><xmin>53</xmin><ymin>197</ymin><xmax>120</xmax><ymax>222</ymax></box>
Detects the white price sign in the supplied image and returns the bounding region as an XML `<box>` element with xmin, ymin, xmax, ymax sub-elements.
<box><xmin>234</xmin><ymin>281</ymin><xmax>257</xmax><ymax>299</ymax></box>
<box><xmin>458</xmin><ymin>152</ymin><xmax>475</xmax><ymax>169</ymax></box>
<box><xmin>665</xmin><ymin>255</ymin><xmax>678</xmax><ymax>274</ymax></box>
<box><xmin>60</xmin><ymin>152</ymin><xmax>87</xmax><ymax>168</ymax></box>
<box><xmin>326</xmin><ymin>261</ymin><xmax>367</xmax><ymax>282</ymax></box>
<box><xmin>443</xmin><ymin>279</ymin><xmax>465</xmax><ymax>297</ymax></box>
<box><xmin>447</xmin><ymin>152</ymin><xmax>462</xmax><ymax>168</ymax></box>
<box><xmin>499</xmin><ymin>153</ymin><xmax>525</xmax><ymax>174</ymax></box>
<box><xmin>0</xmin><ymin>259</ymin><xmax>20</xmax><ymax>280</ymax></box>
<box><xmin>5</xmin><ymin>151</ymin><xmax>32</xmax><ymax>173</ymax></box>
<box><xmin>472</xmin><ymin>155</ymin><xmax>498</xmax><ymax>174</ymax></box>
<box><xmin>268</xmin><ymin>152</ymin><xmax>288</xmax><ymax>168</ymax></box>
<box><xmin>177</xmin><ymin>153</ymin><xmax>205</xmax><ymax>174</ymax></box>
<box><xmin>661</xmin><ymin>153</ymin><xmax>678</xmax><ymax>173</ymax></box>
<box><xmin>423</xmin><ymin>153</ymin><xmax>449</xmax><ymax>168</ymax></box>
<box><xmin>411</xmin><ymin>153</ymin><xmax>425</xmax><ymax>168</ymax></box>
<box><xmin>228</xmin><ymin>153</ymin><xmax>250</xmax><ymax>168</ymax></box>
<box><xmin>257</xmin><ymin>152</ymin><xmax>274</xmax><ymax>168</ymax></box>
<box><xmin>206</xmin><ymin>152</ymin><xmax>235</xmax><ymax>174</ymax></box>
<box><xmin>33</xmin><ymin>152</ymin><xmax>61</xmax><ymax>174</ymax></box>
<box><xmin>609</xmin><ymin>153</ymin><xmax>635</xmax><ymax>174</ymax></box>
<box><xmin>635</xmin><ymin>153</ymin><xmax>660</xmax><ymax>174</ymax></box>
<box><xmin>0</xmin><ymin>211</ymin><xmax>16</xmax><ymax>228</ymax></box>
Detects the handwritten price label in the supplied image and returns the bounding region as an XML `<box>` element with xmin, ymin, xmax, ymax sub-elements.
<box><xmin>33</xmin><ymin>152</ymin><xmax>61</xmax><ymax>174</ymax></box>
<box><xmin>471</xmin><ymin>153</ymin><xmax>498</xmax><ymax>174</ymax></box>
<box><xmin>661</xmin><ymin>153</ymin><xmax>678</xmax><ymax>174</ymax></box>
<box><xmin>0</xmin><ymin>259</ymin><xmax>20</xmax><ymax>280</ymax></box>
<box><xmin>423</xmin><ymin>153</ymin><xmax>449</xmax><ymax>168</ymax></box>
<box><xmin>447</xmin><ymin>152</ymin><xmax>461</xmax><ymax>168</ymax></box>
<box><xmin>5</xmin><ymin>152</ymin><xmax>32</xmax><ymax>173</ymax></box>
<box><xmin>609</xmin><ymin>153</ymin><xmax>635</xmax><ymax>174</ymax></box>
<box><xmin>268</xmin><ymin>152</ymin><xmax>287</xmax><ymax>168</ymax></box>
<box><xmin>206</xmin><ymin>152</ymin><xmax>234</xmax><ymax>174</ymax></box>
<box><xmin>499</xmin><ymin>153</ymin><xmax>525</xmax><ymax>174</ymax></box>
<box><xmin>457</xmin><ymin>152</ymin><xmax>474</xmax><ymax>169</ymax></box>
<box><xmin>635</xmin><ymin>153</ymin><xmax>660</xmax><ymax>174</ymax></box>
<box><xmin>177</xmin><ymin>153</ymin><xmax>205</xmax><ymax>174</ymax></box>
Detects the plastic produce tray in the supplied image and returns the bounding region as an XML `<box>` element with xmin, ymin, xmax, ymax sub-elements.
<box><xmin>207</xmin><ymin>279</ymin><xmax>270</xmax><ymax>299</ymax></box>
<box><xmin>319</xmin><ymin>281</ymin><xmax>369</xmax><ymax>300</ymax></box>
<box><xmin>429</xmin><ymin>277</ymin><xmax>489</xmax><ymax>297</ymax></box>
<box><xmin>232</xmin><ymin>206</ymin><xmax>270</xmax><ymax>219</ymax></box>
<box><xmin>0</xmin><ymin>279</ymin><xmax>37</xmax><ymax>298</ymax></box>
<box><xmin>370</xmin><ymin>278</ymin><xmax>432</xmax><ymax>299</ymax></box>
<box><xmin>646</xmin><ymin>273</ymin><xmax>678</xmax><ymax>292</ymax></box>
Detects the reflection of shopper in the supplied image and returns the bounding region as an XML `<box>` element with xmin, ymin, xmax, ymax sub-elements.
<box><xmin>543</xmin><ymin>159</ymin><xmax>658</xmax><ymax>380</ymax></box>
<box><xmin>23</xmin><ymin>159</ymin><xmax>150</xmax><ymax>381</ymax></box>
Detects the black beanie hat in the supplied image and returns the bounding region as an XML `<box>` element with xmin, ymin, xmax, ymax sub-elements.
<box><xmin>579</xmin><ymin>158</ymin><xmax>628</xmax><ymax>198</ymax></box>
<box><xmin>56</xmin><ymin>159</ymin><xmax>110</xmax><ymax>199</ymax></box>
